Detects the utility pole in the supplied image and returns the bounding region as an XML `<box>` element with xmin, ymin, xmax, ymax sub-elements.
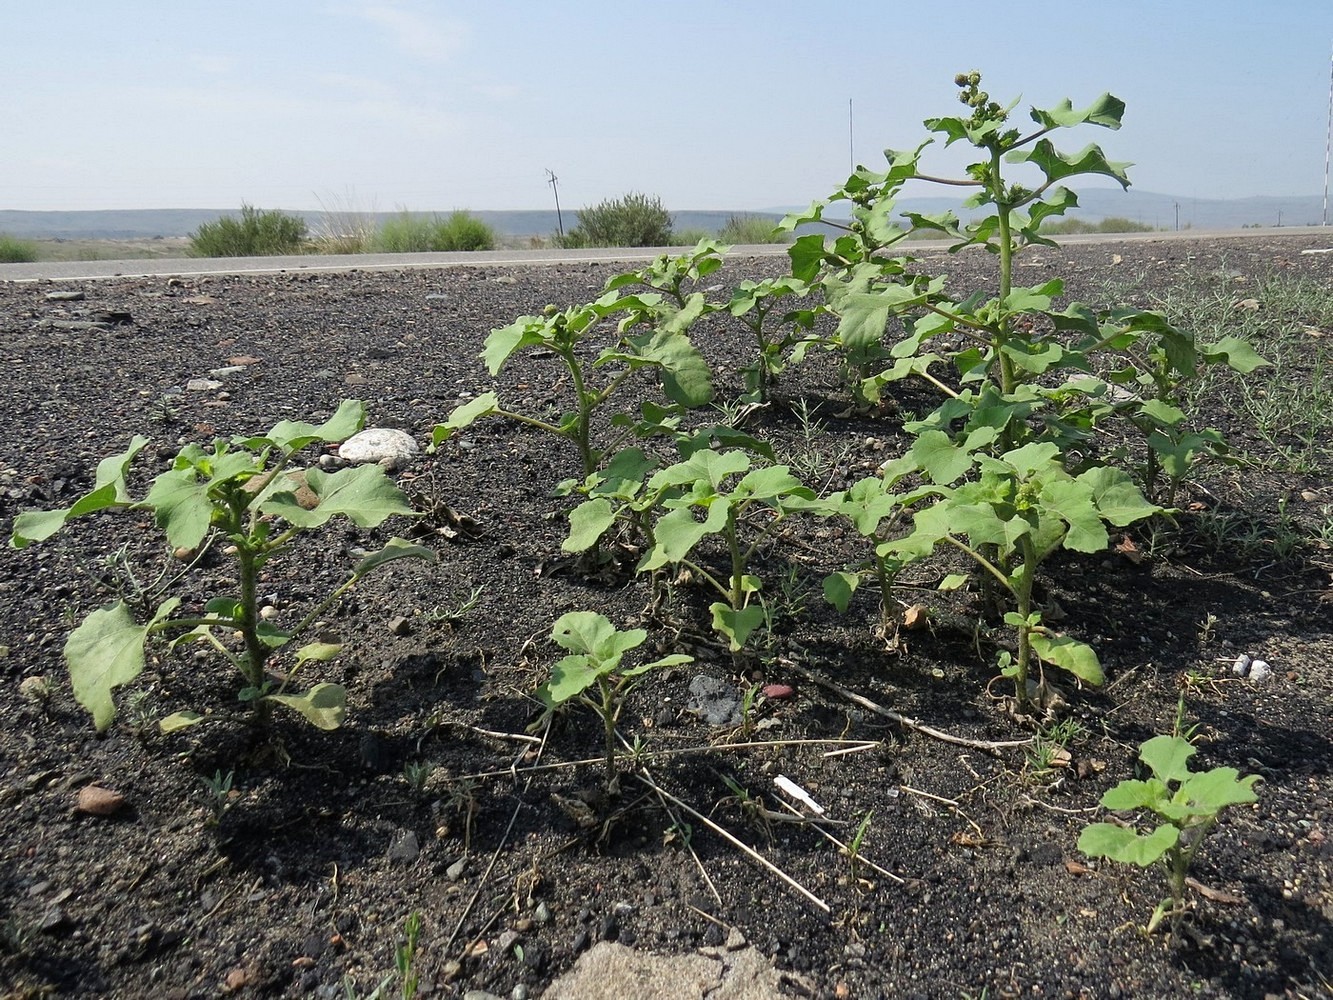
<box><xmin>546</xmin><ymin>169</ymin><xmax>564</xmax><ymax>238</ymax></box>
<box><xmin>1324</xmin><ymin>40</ymin><xmax>1332</xmax><ymax>226</ymax></box>
<box><xmin>1174</xmin><ymin>201</ymin><xmax>1180</xmax><ymax>232</ymax></box>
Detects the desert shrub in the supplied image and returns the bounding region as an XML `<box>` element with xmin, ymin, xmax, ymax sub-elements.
<box><xmin>1043</xmin><ymin>215</ymin><xmax>1155</xmax><ymax>235</ymax></box>
<box><xmin>376</xmin><ymin>211</ymin><xmax>497</xmax><ymax>253</ymax></box>
<box><xmin>718</xmin><ymin>213</ymin><xmax>788</xmax><ymax>244</ymax></box>
<box><xmin>562</xmin><ymin>192</ymin><xmax>673</xmax><ymax>247</ymax></box>
<box><xmin>376</xmin><ymin>211</ymin><xmax>437</xmax><ymax>253</ymax></box>
<box><xmin>431</xmin><ymin>211</ymin><xmax>496</xmax><ymax>251</ymax></box>
<box><xmin>189</xmin><ymin>205</ymin><xmax>308</xmax><ymax>257</ymax></box>
<box><xmin>0</xmin><ymin>234</ymin><xmax>39</xmax><ymax>263</ymax></box>
<box><xmin>671</xmin><ymin>227</ymin><xmax>714</xmax><ymax>246</ymax></box>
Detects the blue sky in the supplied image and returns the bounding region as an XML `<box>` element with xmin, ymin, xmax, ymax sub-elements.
<box><xmin>5</xmin><ymin>1</ymin><xmax>1332</xmax><ymax>212</ymax></box>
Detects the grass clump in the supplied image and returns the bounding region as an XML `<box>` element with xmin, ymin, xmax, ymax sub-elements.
<box><xmin>376</xmin><ymin>211</ymin><xmax>496</xmax><ymax>253</ymax></box>
<box><xmin>718</xmin><ymin>213</ymin><xmax>788</xmax><ymax>244</ymax></box>
<box><xmin>1042</xmin><ymin>215</ymin><xmax>1156</xmax><ymax>235</ymax></box>
<box><xmin>189</xmin><ymin>205</ymin><xmax>308</xmax><ymax>257</ymax></box>
<box><xmin>560</xmin><ymin>192</ymin><xmax>673</xmax><ymax>248</ymax></box>
<box><xmin>0</xmin><ymin>234</ymin><xmax>39</xmax><ymax>263</ymax></box>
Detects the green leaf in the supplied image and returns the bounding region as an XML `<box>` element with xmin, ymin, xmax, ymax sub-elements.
<box><xmin>938</xmin><ymin>573</ymin><xmax>969</xmax><ymax>591</ymax></box>
<box><xmin>710</xmin><ymin>603</ymin><xmax>767</xmax><ymax>651</ymax></box>
<box><xmin>1101</xmin><ymin>778</ymin><xmax>1169</xmax><ymax>811</ymax></box>
<box><xmin>551</xmin><ymin>611</ymin><xmax>645</xmax><ymax>662</ymax></box>
<box><xmin>1077</xmin><ymin>466</ymin><xmax>1161</xmax><ymax>526</ymax></box>
<box><xmin>1006</xmin><ymin>140</ymin><xmax>1131</xmax><ymax>190</ymax></box>
<box><xmin>263</xmin><ymin>465</ymin><xmax>416</xmax><ymax>528</ymax></box>
<box><xmin>264</xmin><ymin>683</ymin><xmax>347</xmax><ymax>730</ymax></box>
<box><xmin>432</xmin><ymin>392</ymin><xmax>500</xmax><ymax>446</ymax></box>
<box><xmin>911</xmin><ymin>430</ymin><xmax>975</xmax><ymax>485</ymax></box>
<box><xmin>538</xmin><ymin>653</ymin><xmax>602</xmax><ymax>706</ymax></box>
<box><xmin>1029</xmin><ymin>92</ymin><xmax>1126</xmax><ymax>131</ymax></box>
<box><xmin>1180</xmin><ymin>768</ymin><xmax>1262</xmax><ymax>811</ymax></box>
<box><xmin>1202</xmin><ymin>335</ymin><xmax>1268</xmax><ymax>374</ymax></box>
<box><xmin>823</xmin><ymin>571</ymin><xmax>860</xmax><ymax>612</ymax></box>
<box><xmin>1029</xmin><ymin>632</ymin><xmax>1103</xmax><ymax>685</ymax></box>
<box><xmin>482</xmin><ymin>318</ymin><xmax>550</xmax><ymax>374</ymax></box>
<box><xmin>256</xmin><ymin>399</ymin><xmax>366</xmax><ymax>451</ymax></box>
<box><xmin>564</xmin><ymin>497</ymin><xmax>616</xmax><ymax>553</ymax></box>
<box><xmin>65</xmin><ymin>598</ymin><xmax>178</xmax><ymax>732</ymax></box>
<box><xmin>1077</xmin><ymin>822</ymin><xmax>1178</xmax><ymax>867</ymax></box>
<box><xmin>294</xmin><ymin>641</ymin><xmax>342</xmax><ymax>665</ymax></box>
<box><xmin>640</xmin><ymin>502</ymin><xmax>729</xmax><ymax>571</ymax></box>
<box><xmin>1138</xmin><ymin>735</ymin><xmax>1198</xmax><ymax>785</ymax></box>
<box><xmin>143</xmin><ymin>467</ymin><xmax>218</xmax><ymax>550</ymax></box>
<box><xmin>787</xmin><ymin>233</ymin><xmax>827</xmax><ymax>282</ymax></box>
<box><xmin>353</xmin><ymin>537</ymin><xmax>437</xmax><ymax>576</ymax></box>
<box><xmin>159</xmin><ymin>710</ymin><xmax>205</xmax><ymax>733</ymax></box>
<box><xmin>11</xmin><ymin>436</ymin><xmax>150</xmax><ymax>548</ymax></box>
<box><xmin>1038</xmin><ymin>479</ymin><xmax>1107</xmax><ymax>553</ymax></box>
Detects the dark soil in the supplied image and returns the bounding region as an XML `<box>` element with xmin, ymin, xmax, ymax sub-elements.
<box><xmin>2</xmin><ymin>233</ymin><xmax>1332</xmax><ymax>1000</ymax></box>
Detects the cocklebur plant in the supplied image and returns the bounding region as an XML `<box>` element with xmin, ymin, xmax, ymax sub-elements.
<box><xmin>882</xmin><ymin>440</ymin><xmax>1160</xmax><ymax>710</ymax></box>
<box><xmin>822</xmin><ymin>475</ymin><xmax>918</xmax><ymax>639</ymax></box>
<box><xmin>534</xmin><ymin>611</ymin><xmax>691</xmax><ymax>790</ymax></box>
<box><xmin>10</xmin><ymin>400</ymin><xmax>434</xmax><ymax>733</ymax></box>
<box><xmin>1078</xmin><ymin>735</ymin><xmax>1260</xmax><ymax>934</ymax></box>
<box><xmin>724</xmin><ymin>275</ymin><xmax>819</xmax><ymax>402</ymax></box>
<box><xmin>565</xmin><ymin>449</ymin><xmax>823</xmax><ymax>651</ymax></box>
<box><xmin>433</xmin><ymin>244</ymin><xmax>721</xmax><ymax>479</ymax></box>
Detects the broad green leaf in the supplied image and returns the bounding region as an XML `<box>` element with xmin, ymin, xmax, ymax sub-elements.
<box><xmin>911</xmin><ymin>430</ymin><xmax>974</xmax><ymax>485</ymax></box>
<box><xmin>1001</xmin><ymin>441</ymin><xmax>1061</xmax><ymax>476</ymax></box>
<box><xmin>1038</xmin><ymin>479</ymin><xmax>1107</xmax><ymax>553</ymax></box>
<box><xmin>353</xmin><ymin>537</ymin><xmax>436</xmax><ymax>576</ymax></box>
<box><xmin>538</xmin><ymin>653</ymin><xmax>602</xmax><ymax>706</ymax></box>
<box><xmin>710</xmin><ymin>603</ymin><xmax>767</xmax><ymax>651</ymax></box>
<box><xmin>1202</xmin><ymin>335</ymin><xmax>1268</xmax><ymax>374</ymax></box>
<box><xmin>1180</xmin><ymin>768</ymin><xmax>1261</xmax><ymax>811</ymax></box>
<box><xmin>591</xmin><ymin>448</ymin><xmax>655</xmax><ymax>497</ymax></box>
<box><xmin>294</xmin><ymin>641</ymin><xmax>342</xmax><ymax>666</ymax></box>
<box><xmin>1077</xmin><ymin>822</ymin><xmax>1177</xmax><ymax>867</ymax></box>
<box><xmin>1077</xmin><ymin>466</ymin><xmax>1161</xmax><ymax>526</ymax></box>
<box><xmin>1029</xmin><ymin>92</ymin><xmax>1126</xmax><ymax>131</ymax></box>
<box><xmin>265</xmin><ymin>682</ymin><xmax>347</xmax><ymax>730</ymax></box>
<box><xmin>733</xmin><ymin>465</ymin><xmax>810</xmax><ymax>502</ymax></box>
<box><xmin>1006</xmin><ymin>139</ymin><xmax>1131</xmax><ymax>190</ymax></box>
<box><xmin>833</xmin><ymin>476</ymin><xmax>901</xmax><ymax>536</ymax></box>
<box><xmin>1100</xmin><ymin>778</ymin><xmax>1169</xmax><ymax>811</ymax></box>
<box><xmin>640</xmin><ymin>502</ymin><xmax>729</xmax><ymax>571</ymax></box>
<box><xmin>1029</xmin><ymin>632</ymin><xmax>1103</xmax><ymax>685</ymax></box>
<box><xmin>483</xmin><ymin>318</ymin><xmax>550</xmax><ymax>374</ymax></box>
<box><xmin>787</xmin><ymin>233</ymin><xmax>827</xmax><ymax>282</ymax></box>
<box><xmin>255</xmin><ymin>399</ymin><xmax>366</xmax><ymax>451</ymax></box>
<box><xmin>159</xmin><ymin>710</ymin><xmax>205</xmax><ymax>732</ymax></box>
<box><xmin>1138</xmin><ymin>735</ymin><xmax>1198</xmax><ymax>785</ymax></box>
<box><xmin>551</xmin><ymin>611</ymin><xmax>645</xmax><ymax>663</ymax></box>
<box><xmin>432</xmin><ymin>391</ymin><xmax>500</xmax><ymax>446</ymax></box>
<box><xmin>1137</xmin><ymin>399</ymin><xmax>1186</xmax><ymax>426</ymax></box>
<box><xmin>823</xmin><ymin>571</ymin><xmax>860</xmax><ymax>612</ymax></box>
<box><xmin>256</xmin><ymin>621</ymin><xmax>293</xmax><ymax>649</ymax></box>
<box><xmin>833</xmin><ymin>286</ymin><xmax>932</xmax><ymax>351</ymax></box>
<box><xmin>938</xmin><ymin>573</ymin><xmax>970</xmax><ymax>591</ymax></box>
<box><xmin>143</xmin><ymin>467</ymin><xmax>217</xmax><ymax>549</ymax></box>
<box><xmin>564</xmin><ymin>498</ymin><xmax>616</xmax><ymax>553</ymax></box>
<box><xmin>620</xmin><ymin>652</ymin><xmax>693</xmax><ymax>678</ymax></box>
<box><xmin>66</xmin><ymin>598</ymin><xmax>178</xmax><ymax>732</ymax></box>
<box><xmin>11</xmin><ymin>436</ymin><xmax>150</xmax><ymax>548</ymax></box>
<box><xmin>263</xmin><ymin>465</ymin><xmax>416</xmax><ymax>528</ymax></box>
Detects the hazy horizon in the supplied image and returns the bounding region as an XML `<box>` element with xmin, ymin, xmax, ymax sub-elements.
<box><xmin>6</xmin><ymin>1</ymin><xmax>1333</xmax><ymax>214</ymax></box>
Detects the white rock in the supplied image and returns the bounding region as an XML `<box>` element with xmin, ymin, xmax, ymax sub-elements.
<box><xmin>337</xmin><ymin>428</ymin><xmax>419</xmax><ymax>471</ymax></box>
<box><xmin>1232</xmin><ymin>653</ymin><xmax>1253</xmax><ymax>677</ymax></box>
<box><xmin>1248</xmin><ymin>659</ymin><xmax>1273</xmax><ymax>683</ymax></box>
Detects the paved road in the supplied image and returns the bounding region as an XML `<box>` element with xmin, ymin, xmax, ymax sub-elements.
<box><xmin>0</xmin><ymin>227</ymin><xmax>1324</xmax><ymax>283</ymax></box>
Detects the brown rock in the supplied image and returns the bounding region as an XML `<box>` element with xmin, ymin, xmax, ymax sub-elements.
<box><xmin>76</xmin><ymin>785</ymin><xmax>125</xmax><ymax>816</ymax></box>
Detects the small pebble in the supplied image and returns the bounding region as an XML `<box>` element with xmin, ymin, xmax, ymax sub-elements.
<box><xmin>76</xmin><ymin>785</ymin><xmax>126</xmax><ymax>816</ymax></box>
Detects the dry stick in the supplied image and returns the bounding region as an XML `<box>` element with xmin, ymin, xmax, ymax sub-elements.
<box><xmin>635</xmin><ymin>771</ymin><xmax>830</xmax><ymax>914</ymax></box>
<box><xmin>784</xmin><ymin>662</ymin><xmax>1032</xmax><ymax>753</ymax></box>
<box><xmin>618</xmin><ymin>735</ymin><xmax>723</xmax><ymax>907</ymax></box>
<box><xmin>773</xmin><ymin>798</ymin><xmax>905</xmax><ymax>885</ymax></box>
<box><xmin>453</xmin><ymin>738</ymin><xmax>881</xmax><ymax>783</ymax></box>
<box><xmin>445</xmin><ymin>719</ymin><xmax>552</xmax><ymax>954</ymax></box>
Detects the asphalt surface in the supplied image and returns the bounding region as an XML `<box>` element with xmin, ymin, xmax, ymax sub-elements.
<box><xmin>0</xmin><ymin>228</ymin><xmax>1326</xmax><ymax>283</ymax></box>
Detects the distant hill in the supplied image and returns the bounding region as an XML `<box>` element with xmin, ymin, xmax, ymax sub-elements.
<box><xmin>0</xmin><ymin>191</ymin><xmax>1327</xmax><ymax>241</ymax></box>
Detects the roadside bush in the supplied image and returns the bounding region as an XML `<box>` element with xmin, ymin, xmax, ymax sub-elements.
<box><xmin>432</xmin><ymin>211</ymin><xmax>496</xmax><ymax>251</ymax></box>
<box><xmin>562</xmin><ymin>192</ymin><xmax>673</xmax><ymax>248</ymax></box>
<box><xmin>189</xmin><ymin>205</ymin><xmax>308</xmax><ymax>257</ymax></box>
<box><xmin>671</xmin><ymin>227</ymin><xmax>714</xmax><ymax>246</ymax></box>
<box><xmin>0</xmin><ymin>233</ymin><xmax>39</xmax><ymax>263</ymax></box>
<box><xmin>718</xmin><ymin>213</ymin><xmax>788</xmax><ymax>244</ymax></box>
<box><xmin>1043</xmin><ymin>215</ymin><xmax>1155</xmax><ymax>235</ymax></box>
<box><xmin>377</xmin><ymin>211</ymin><xmax>497</xmax><ymax>253</ymax></box>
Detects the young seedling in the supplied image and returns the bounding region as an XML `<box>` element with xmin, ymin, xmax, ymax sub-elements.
<box><xmin>535</xmin><ymin>611</ymin><xmax>692</xmax><ymax>790</ymax></box>
<box><xmin>10</xmin><ymin>400</ymin><xmax>434</xmax><ymax>734</ymax></box>
<box><xmin>1077</xmin><ymin>735</ymin><xmax>1260</xmax><ymax>934</ymax></box>
<box><xmin>725</xmin><ymin>275</ymin><xmax>818</xmax><ymax>402</ymax></box>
